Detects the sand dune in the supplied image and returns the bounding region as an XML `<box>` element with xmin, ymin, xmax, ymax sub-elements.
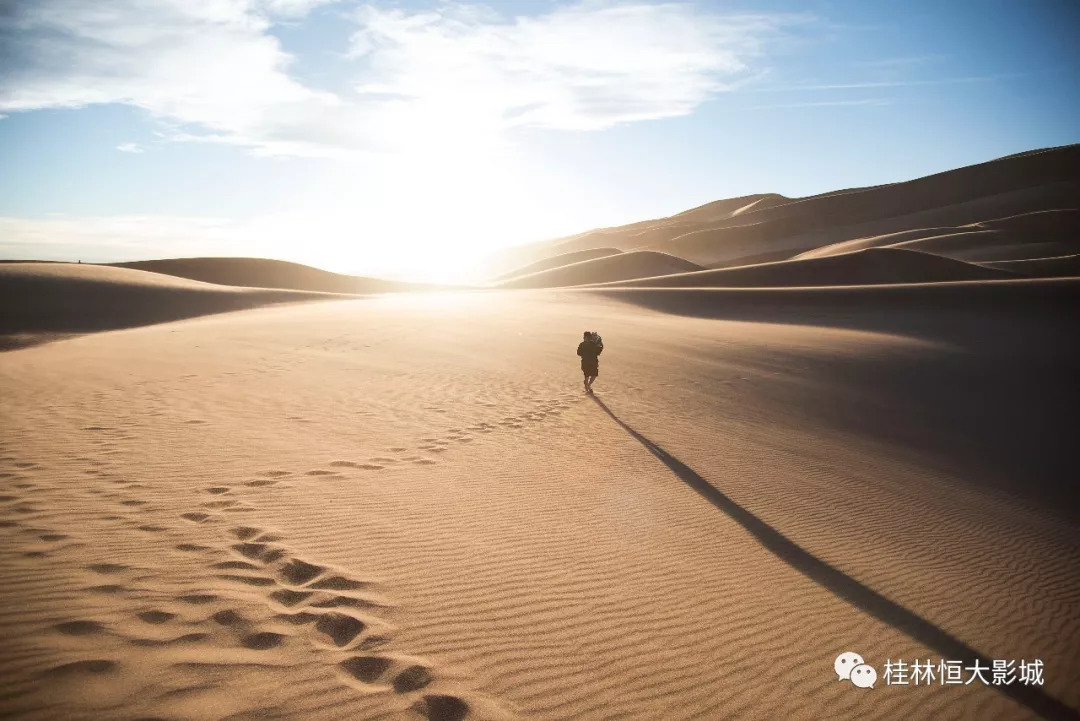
<box><xmin>797</xmin><ymin>209</ymin><xmax>1080</xmax><ymax>262</ymax></box>
<box><xmin>497</xmin><ymin>250</ymin><xmax>702</xmax><ymax>289</ymax></box>
<box><xmin>2</xmin><ymin>145</ymin><xmax>1079</xmax><ymax>721</ymax></box>
<box><xmin>494</xmin><ymin>248</ymin><xmax>623</xmax><ymax>282</ymax></box>
<box><xmin>981</xmin><ymin>254</ymin><xmax>1080</xmax><ymax>277</ymax></box>
<box><xmin>488</xmin><ymin>144</ymin><xmax>1079</xmax><ymax>278</ymax></box>
<box><xmin>0</xmin><ymin>262</ymin><xmax>336</xmax><ymax>350</ymax></box>
<box><xmin>592</xmin><ymin>247</ymin><xmax>1017</xmax><ymax>288</ymax></box>
<box><xmin>112</xmin><ymin>257</ymin><xmax>438</xmax><ymax>294</ymax></box>
<box><xmin>1</xmin><ymin>275</ymin><xmax>1077</xmax><ymax>720</ymax></box>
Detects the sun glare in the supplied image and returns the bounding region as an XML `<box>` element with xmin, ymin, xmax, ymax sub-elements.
<box><xmin>276</xmin><ymin>144</ymin><xmax>555</xmax><ymax>284</ymax></box>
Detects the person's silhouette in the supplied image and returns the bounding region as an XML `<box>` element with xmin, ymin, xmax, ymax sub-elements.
<box><xmin>576</xmin><ymin>331</ymin><xmax>603</xmax><ymax>394</ymax></box>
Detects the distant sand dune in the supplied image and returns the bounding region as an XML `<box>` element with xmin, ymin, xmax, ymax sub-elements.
<box><xmin>593</xmin><ymin>247</ymin><xmax>1017</xmax><ymax>288</ymax></box>
<box><xmin>0</xmin><ymin>262</ymin><xmax>336</xmax><ymax>350</ymax></box>
<box><xmin>981</xmin><ymin>253</ymin><xmax>1080</xmax><ymax>277</ymax></box>
<box><xmin>497</xmin><ymin>250</ymin><xmax>702</xmax><ymax>289</ymax></box>
<box><xmin>494</xmin><ymin>247</ymin><xmax>623</xmax><ymax>281</ymax></box>
<box><xmin>112</xmin><ymin>257</ymin><xmax>437</xmax><ymax>294</ymax></box>
<box><xmin>797</xmin><ymin>209</ymin><xmax>1080</xmax><ymax>262</ymax></box>
<box><xmin>488</xmin><ymin>144</ymin><xmax>1079</xmax><ymax>278</ymax></box>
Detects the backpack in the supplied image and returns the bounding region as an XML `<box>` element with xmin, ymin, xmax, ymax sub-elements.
<box><xmin>589</xmin><ymin>332</ymin><xmax>603</xmax><ymax>354</ymax></box>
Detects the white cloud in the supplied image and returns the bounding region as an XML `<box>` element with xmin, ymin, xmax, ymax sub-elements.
<box><xmin>350</xmin><ymin>3</ymin><xmax>795</xmax><ymax>136</ymax></box>
<box><xmin>116</xmin><ymin>142</ymin><xmax>145</xmax><ymax>153</ymax></box>
<box><xmin>0</xmin><ymin>0</ymin><xmax>363</xmax><ymax>156</ymax></box>
<box><xmin>0</xmin><ymin>1</ymin><xmax>798</xmax><ymax>156</ymax></box>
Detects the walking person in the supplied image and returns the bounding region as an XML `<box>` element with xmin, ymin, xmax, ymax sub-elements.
<box><xmin>577</xmin><ymin>331</ymin><xmax>603</xmax><ymax>394</ymax></box>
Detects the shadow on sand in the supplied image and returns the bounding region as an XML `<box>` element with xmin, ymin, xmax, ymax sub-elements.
<box><xmin>591</xmin><ymin>394</ymin><xmax>1078</xmax><ymax>721</ymax></box>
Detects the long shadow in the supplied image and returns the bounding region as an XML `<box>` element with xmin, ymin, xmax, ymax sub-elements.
<box><xmin>590</xmin><ymin>395</ymin><xmax>1078</xmax><ymax>721</ymax></box>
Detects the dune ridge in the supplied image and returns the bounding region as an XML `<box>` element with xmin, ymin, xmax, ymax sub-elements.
<box><xmin>497</xmin><ymin>250</ymin><xmax>702</xmax><ymax>289</ymax></box>
<box><xmin>111</xmin><ymin>257</ymin><xmax>442</xmax><ymax>294</ymax></box>
<box><xmin>590</xmin><ymin>246</ymin><xmax>1017</xmax><ymax>289</ymax></box>
<box><xmin>486</xmin><ymin>144</ymin><xmax>1079</xmax><ymax>286</ymax></box>
<box><xmin>0</xmin><ymin>262</ymin><xmax>339</xmax><ymax>350</ymax></box>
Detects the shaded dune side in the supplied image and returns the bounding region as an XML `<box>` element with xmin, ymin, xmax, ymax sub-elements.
<box><xmin>797</xmin><ymin>209</ymin><xmax>1080</xmax><ymax>262</ymax></box>
<box><xmin>592</xmin><ymin>247</ymin><xmax>1017</xmax><ymax>288</ymax></box>
<box><xmin>981</xmin><ymin>254</ymin><xmax>1080</xmax><ymax>277</ymax></box>
<box><xmin>487</xmin><ymin>144</ymin><xmax>1079</xmax><ymax>274</ymax></box>
<box><xmin>592</xmin><ymin>276</ymin><xmax>1080</xmax><ymax>518</ymax></box>
<box><xmin>498</xmin><ymin>251</ymin><xmax>702</xmax><ymax>289</ymax></box>
<box><xmin>0</xmin><ymin>263</ymin><xmax>337</xmax><ymax>350</ymax></box>
<box><xmin>653</xmin><ymin>181</ymin><xmax>1080</xmax><ymax>267</ymax></box>
<box><xmin>493</xmin><ymin>247</ymin><xmax>623</xmax><ymax>281</ymax></box>
<box><xmin>111</xmin><ymin>257</ymin><xmax>437</xmax><ymax>294</ymax></box>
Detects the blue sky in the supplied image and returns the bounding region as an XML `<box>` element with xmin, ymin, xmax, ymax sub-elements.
<box><xmin>1</xmin><ymin>0</ymin><xmax>1077</xmax><ymax>281</ymax></box>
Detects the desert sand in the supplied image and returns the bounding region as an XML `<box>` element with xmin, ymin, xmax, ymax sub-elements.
<box><xmin>2</xmin><ymin>146</ymin><xmax>1078</xmax><ymax>721</ymax></box>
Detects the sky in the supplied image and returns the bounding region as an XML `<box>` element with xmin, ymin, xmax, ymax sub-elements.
<box><xmin>1</xmin><ymin>0</ymin><xmax>1078</xmax><ymax>282</ymax></box>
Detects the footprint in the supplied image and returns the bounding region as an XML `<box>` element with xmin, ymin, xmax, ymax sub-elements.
<box><xmin>329</xmin><ymin>461</ymin><xmax>361</xmax><ymax>468</ymax></box>
<box><xmin>213</xmin><ymin>561</ymin><xmax>261</xmax><ymax>571</ymax></box>
<box><xmin>55</xmin><ymin>620</ymin><xmax>106</xmax><ymax>636</ymax></box>
<box><xmin>211</xmin><ymin>609</ymin><xmax>246</xmax><ymax>626</ymax></box>
<box><xmin>176</xmin><ymin>543</ymin><xmax>211</xmax><ymax>552</ymax></box>
<box><xmin>242</xmin><ymin>632</ymin><xmax>286</xmax><ymax>650</ymax></box>
<box><xmin>181</xmin><ymin>512</ymin><xmax>211</xmax><ymax>523</ymax></box>
<box><xmin>86</xmin><ymin>585</ymin><xmax>125</xmax><ymax>595</ymax></box>
<box><xmin>358</xmin><ymin>464</ymin><xmax>385</xmax><ymax>471</ymax></box>
<box><xmin>305</xmin><ymin>470</ymin><xmax>337</xmax><ymax>477</ymax></box>
<box><xmin>88</xmin><ymin>563</ymin><xmax>129</xmax><ymax>574</ymax></box>
<box><xmin>269</xmin><ymin>589</ymin><xmax>312</xmax><ymax>607</ymax></box>
<box><xmin>314</xmin><ymin>612</ymin><xmax>366</xmax><ymax>647</ymax></box>
<box><xmin>232</xmin><ymin>527</ymin><xmax>261</xmax><ymax>541</ymax></box>
<box><xmin>339</xmin><ymin>655</ymin><xmax>392</xmax><ymax>683</ymax></box>
<box><xmin>245</xmin><ymin>480</ymin><xmax>277</xmax><ymax>487</ymax></box>
<box><xmin>414</xmin><ymin>695</ymin><xmax>469</xmax><ymax>721</ymax></box>
<box><xmin>43</xmin><ymin>660</ymin><xmax>118</xmax><ymax>676</ymax></box>
<box><xmin>137</xmin><ymin>610</ymin><xmax>175</xmax><ymax>624</ymax></box>
<box><xmin>137</xmin><ymin>525</ymin><xmax>167</xmax><ymax>533</ymax></box>
<box><xmin>177</xmin><ymin>593</ymin><xmax>219</xmax><ymax>605</ymax></box>
<box><xmin>394</xmin><ymin>665</ymin><xmax>435</xmax><ymax>693</ymax></box>
<box><xmin>279</xmin><ymin>559</ymin><xmax>325</xmax><ymax>586</ymax></box>
<box><xmin>217</xmin><ymin>574</ymin><xmax>276</xmax><ymax>587</ymax></box>
<box><xmin>205</xmin><ymin>487</ymin><xmax>231</xmax><ymax>495</ymax></box>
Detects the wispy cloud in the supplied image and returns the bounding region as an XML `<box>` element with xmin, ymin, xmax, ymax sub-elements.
<box><xmin>753</xmin><ymin>73</ymin><xmax>1021</xmax><ymax>92</ymax></box>
<box><xmin>116</xmin><ymin>142</ymin><xmax>145</xmax><ymax>153</ymax></box>
<box><xmin>0</xmin><ymin>0</ymin><xmax>365</xmax><ymax>157</ymax></box>
<box><xmin>349</xmin><ymin>3</ymin><xmax>803</xmax><ymax>137</ymax></box>
<box><xmin>0</xmin><ymin>1</ymin><xmax>804</xmax><ymax>156</ymax></box>
<box><xmin>744</xmin><ymin>98</ymin><xmax>892</xmax><ymax>110</ymax></box>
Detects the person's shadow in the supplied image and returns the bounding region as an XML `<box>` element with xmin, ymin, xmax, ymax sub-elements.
<box><xmin>590</xmin><ymin>394</ymin><xmax>1077</xmax><ymax>721</ymax></box>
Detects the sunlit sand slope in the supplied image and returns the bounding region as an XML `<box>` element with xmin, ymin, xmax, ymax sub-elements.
<box><xmin>498</xmin><ymin>251</ymin><xmax>702</xmax><ymax>288</ymax></box>
<box><xmin>0</xmin><ymin>262</ymin><xmax>335</xmax><ymax>350</ymax></box>
<box><xmin>489</xmin><ymin>144</ymin><xmax>1079</xmax><ymax>275</ymax></box>
<box><xmin>1</xmin><ymin>280</ymin><xmax>1076</xmax><ymax>720</ymax></box>
<box><xmin>112</xmin><ymin>257</ymin><xmax>436</xmax><ymax>293</ymax></box>
<box><xmin>592</xmin><ymin>247</ymin><xmax>1016</xmax><ymax>288</ymax></box>
<box><xmin>495</xmin><ymin>248</ymin><xmax>623</xmax><ymax>282</ymax></box>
